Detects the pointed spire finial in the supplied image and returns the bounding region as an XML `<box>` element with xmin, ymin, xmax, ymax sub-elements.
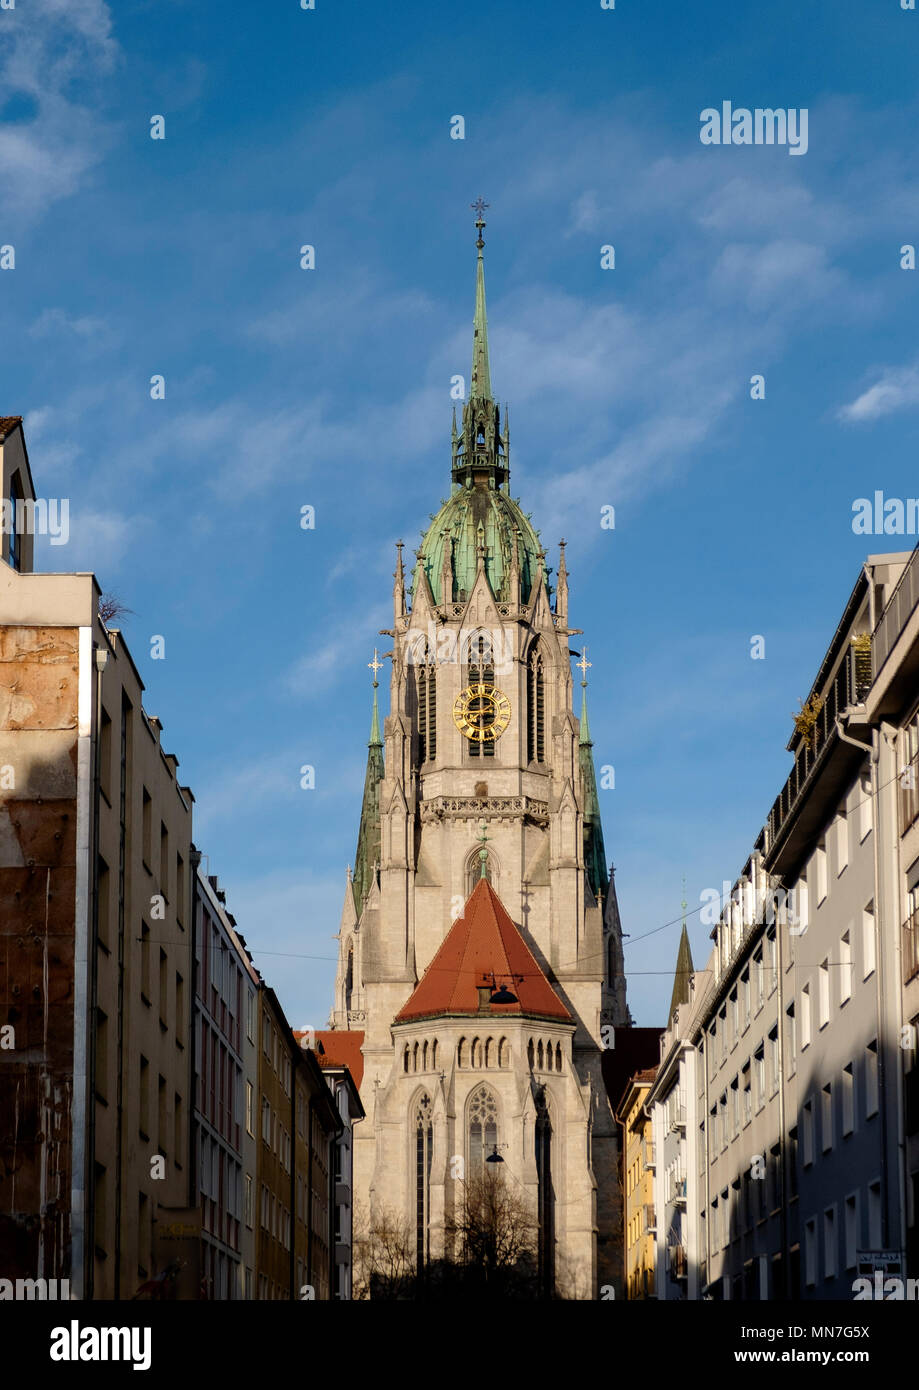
<box><xmin>367</xmin><ymin>648</ymin><xmax>384</xmax><ymax>746</ymax></box>
<box><xmin>577</xmin><ymin>646</ymin><xmax>592</xmax><ymax>746</ymax></box>
<box><xmin>470</xmin><ymin>198</ymin><xmax>492</xmax><ymax>401</ymax></box>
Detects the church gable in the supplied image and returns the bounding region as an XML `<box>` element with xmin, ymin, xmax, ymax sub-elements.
<box><xmin>395</xmin><ymin>877</ymin><xmax>570</xmax><ymax>1024</ymax></box>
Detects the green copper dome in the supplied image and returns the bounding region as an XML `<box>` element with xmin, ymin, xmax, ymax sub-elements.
<box><xmin>412</xmin><ymin>209</ymin><xmax>548</xmax><ymax>607</ymax></box>
<box><xmin>413</xmin><ymin>482</ymin><xmax>545</xmax><ymax>605</ymax></box>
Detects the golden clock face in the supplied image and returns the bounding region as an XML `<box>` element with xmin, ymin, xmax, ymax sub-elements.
<box><xmin>453</xmin><ymin>682</ymin><xmax>511</xmax><ymax>743</ymax></box>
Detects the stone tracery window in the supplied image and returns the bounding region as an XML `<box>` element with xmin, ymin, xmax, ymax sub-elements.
<box><xmin>527</xmin><ymin>645</ymin><xmax>545</xmax><ymax>764</ymax></box>
<box><xmin>414</xmin><ymin>1093</ymin><xmax>433</xmax><ymax>1270</ymax></box>
<box><xmin>417</xmin><ymin>646</ymin><xmax>436</xmax><ymax>764</ymax></box>
<box><xmin>468</xmin><ymin>1084</ymin><xmax>499</xmax><ymax>1176</ymax></box>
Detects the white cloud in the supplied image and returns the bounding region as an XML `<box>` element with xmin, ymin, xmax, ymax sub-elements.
<box><xmin>838</xmin><ymin>364</ymin><xmax>919</xmax><ymax>423</ymax></box>
<box><xmin>0</xmin><ymin>0</ymin><xmax>118</xmax><ymax>224</ymax></box>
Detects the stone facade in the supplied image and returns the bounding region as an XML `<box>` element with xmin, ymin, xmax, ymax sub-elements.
<box><xmin>327</xmin><ymin>223</ymin><xmax>630</xmax><ymax>1298</ymax></box>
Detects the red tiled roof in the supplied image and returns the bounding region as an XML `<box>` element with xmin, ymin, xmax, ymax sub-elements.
<box><xmin>301</xmin><ymin>1029</ymin><xmax>365</xmax><ymax>1087</ymax></box>
<box><xmin>633</xmin><ymin>1067</ymin><xmax>657</xmax><ymax>1085</ymax></box>
<box><xmin>395</xmin><ymin>878</ymin><xmax>570</xmax><ymax>1024</ymax></box>
<box><xmin>0</xmin><ymin>416</ymin><xmax>22</xmax><ymax>440</ymax></box>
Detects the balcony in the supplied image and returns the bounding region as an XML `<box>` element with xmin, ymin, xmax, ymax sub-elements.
<box><xmin>667</xmin><ymin>1244</ymin><xmax>688</xmax><ymax>1279</ymax></box>
<box><xmin>904</xmin><ymin>907</ymin><xmax>919</xmax><ymax>986</ymax></box>
<box><xmin>643</xmin><ymin>1204</ymin><xmax>656</xmax><ymax>1235</ymax></box>
<box><xmin>668</xmin><ymin>1105</ymin><xmax>686</xmax><ymax>1134</ymax></box>
<box><xmin>762</xmin><ymin>643</ymin><xmax>871</xmax><ymax>872</ymax></box>
<box><xmin>873</xmin><ymin>544</ymin><xmax>919</xmax><ymax>679</ymax></box>
<box><xmin>668</xmin><ymin>1173</ymin><xmax>687</xmax><ymax>1205</ymax></box>
<box><xmin>641</xmin><ymin>1138</ymin><xmax>655</xmax><ymax>1172</ymax></box>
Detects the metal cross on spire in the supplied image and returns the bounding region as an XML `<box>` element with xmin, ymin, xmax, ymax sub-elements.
<box><xmin>368</xmin><ymin>648</ymin><xmax>384</xmax><ymax>687</ymax></box>
<box><xmin>577</xmin><ymin>646</ymin><xmax>592</xmax><ymax>685</ymax></box>
<box><xmin>471</xmin><ymin>197</ymin><xmax>489</xmax><ymax>249</ymax></box>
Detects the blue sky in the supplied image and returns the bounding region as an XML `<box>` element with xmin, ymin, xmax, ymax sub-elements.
<box><xmin>5</xmin><ymin>0</ymin><xmax>919</xmax><ymax>1029</ymax></box>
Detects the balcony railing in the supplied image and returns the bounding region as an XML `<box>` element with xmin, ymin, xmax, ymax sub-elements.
<box><xmin>643</xmin><ymin>1204</ymin><xmax>656</xmax><ymax>1234</ymax></box>
<box><xmin>873</xmin><ymin>543</ymin><xmax>919</xmax><ymax>679</ymax></box>
<box><xmin>668</xmin><ymin>1173</ymin><xmax>687</xmax><ymax>1204</ymax></box>
<box><xmin>668</xmin><ymin>1105</ymin><xmax>686</xmax><ymax>1133</ymax></box>
<box><xmin>904</xmin><ymin>907</ymin><xmax>919</xmax><ymax>986</ymax></box>
<box><xmin>668</xmin><ymin>1244</ymin><xmax>688</xmax><ymax>1279</ymax></box>
<box><xmin>641</xmin><ymin>1138</ymin><xmax>655</xmax><ymax>1172</ymax></box>
<box><xmin>763</xmin><ymin>643</ymin><xmax>871</xmax><ymax>859</ymax></box>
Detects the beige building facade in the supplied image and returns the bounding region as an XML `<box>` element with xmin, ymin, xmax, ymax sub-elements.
<box><xmin>1</xmin><ymin>418</ymin><xmax>195</xmax><ymax>1298</ymax></box>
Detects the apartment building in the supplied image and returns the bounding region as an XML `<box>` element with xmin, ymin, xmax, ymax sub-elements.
<box><xmin>647</xmin><ymin>552</ymin><xmax>912</xmax><ymax>1300</ymax></box>
<box><xmin>256</xmin><ymin>988</ymin><xmax>341</xmax><ymax>1299</ymax></box>
<box><xmin>615</xmin><ymin>1068</ymin><xmax>657</xmax><ymax>1299</ymax></box>
<box><xmin>866</xmin><ymin>541</ymin><xmax>919</xmax><ymax>1273</ymax></box>
<box><xmin>312</xmin><ymin>1031</ymin><xmax>364</xmax><ymax>1300</ymax></box>
<box><xmin>0</xmin><ymin>419</ymin><xmax>196</xmax><ymax>1297</ymax></box>
<box><xmin>191</xmin><ymin>859</ymin><xmax>260</xmax><ymax>1298</ymax></box>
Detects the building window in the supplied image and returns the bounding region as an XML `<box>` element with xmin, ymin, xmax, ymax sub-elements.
<box><xmin>866</xmin><ymin>1040</ymin><xmax>879</xmax><ymax>1117</ymax></box>
<box><xmin>414</xmin><ymin>1093</ymin><xmax>433</xmax><ymax>1272</ymax></box>
<box><xmin>863</xmin><ymin>902</ymin><xmax>876</xmax><ymax>979</ymax></box>
<box><xmin>527</xmin><ymin>646</ymin><xmax>545</xmax><ymax>764</ymax></box>
<box><xmin>804</xmin><ymin>1219</ymin><xmax>817</xmax><ymax>1287</ymax></box>
<box><xmin>535</xmin><ymin>1089</ymin><xmax>554</xmax><ymax>1296</ymax></box>
<box><xmin>818</xmin><ymin>959</ymin><xmax>830</xmax><ymax>1029</ymax></box>
<box><xmin>824</xmin><ymin>1206</ymin><xmax>837</xmax><ymax>1280</ymax></box>
<box><xmin>842</xmin><ymin>1063</ymin><xmax>855</xmax><ymax>1136</ymax></box>
<box><xmin>245</xmin><ymin>1174</ymin><xmax>253</xmax><ymax>1228</ymax></box>
<box><xmin>859</xmin><ymin>772</ymin><xmax>872</xmax><ymax>842</ymax></box>
<box><xmin>246</xmin><ymin>1081</ymin><xmax>254</xmax><ymax>1136</ymax></box>
<box><xmin>262</xmin><ymin>1096</ymin><xmax>270</xmax><ymax>1143</ymax></box>
<box><xmin>468</xmin><ymin>1084</ymin><xmax>499</xmax><ymax>1175</ymax></box>
<box><xmin>844</xmin><ymin>1194</ymin><xmax>858</xmax><ymax>1271</ymax></box>
<box><xmin>815</xmin><ymin>841</ymin><xmax>827</xmax><ymax>906</ymax></box>
<box><xmin>801</xmin><ymin>985</ymin><xmax>811</xmax><ymax>1049</ymax></box>
<box><xmin>836</xmin><ymin>803</ymin><xmax>848</xmax><ymax>876</ymax></box>
<box><xmin>803</xmin><ymin>1099</ymin><xmax>814</xmax><ymax>1167</ymax></box>
<box><xmin>868</xmin><ymin>1180</ymin><xmax>882</xmax><ymax>1248</ymax></box>
<box><xmin>822</xmin><ymin>1083</ymin><xmax>833</xmax><ymax>1152</ymax></box>
<box><xmin>839</xmin><ymin>932</ymin><xmax>853</xmax><ymax>1005</ymax></box>
<box><xmin>417</xmin><ymin>653</ymin><xmax>436</xmax><ymax>764</ymax></box>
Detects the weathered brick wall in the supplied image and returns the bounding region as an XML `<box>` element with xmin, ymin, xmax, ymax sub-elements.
<box><xmin>0</xmin><ymin>626</ymin><xmax>79</xmax><ymax>1280</ymax></box>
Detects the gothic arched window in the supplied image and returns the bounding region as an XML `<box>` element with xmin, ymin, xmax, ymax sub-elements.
<box><xmin>465</xmin><ymin>847</ymin><xmax>496</xmax><ymax>898</ymax></box>
<box><xmin>468</xmin><ymin>1085</ymin><xmax>499</xmax><ymax>1176</ymax></box>
<box><xmin>417</xmin><ymin>649</ymin><xmax>436</xmax><ymax>764</ymax></box>
<box><xmin>498</xmin><ymin>1037</ymin><xmax>508</xmax><ymax>1068</ymax></box>
<box><xmin>414</xmin><ymin>1093</ymin><xmax>433</xmax><ymax>1271</ymax></box>
<box><xmin>555</xmin><ymin>1042</ymin><xmax>562</xmax><ymax>1071</ymax></box>
<box><xmin>535</xmin><ymin>1089</ymin><xmax>555</xmax><ymax>1296</ymax></box>
<box><xmin>527</xmin><ymin>646</ymin><xmax>545</xmax><ymax>764</ymax></box>
<box><xmin>484</xmin><ymin>1037</ymin><xmax>493</xmax><ymax>1068</ymax></box>
<box><xmin>467</xmin><ymin>630</ymin><xmax>495</xmax><ymax>760</ymax></box>
<box><xmin>457</xmin><ymin>1037</ymin><xmax>466</xmax><ymax>1069</ymax></box>
<box><xmin>344</xmin><ymin>944</ymin><xmax>354</xmax><ymax>1013</ymax></box>
<box><xmin>471</xmin><ymin>1037</ymin><xmax>482</xmax><ymax>1068</ymax></box>
<box><xmin>422</xmin><ymin>1040</ymin><xmax>428</xmax><ymax>1071</ymax></box>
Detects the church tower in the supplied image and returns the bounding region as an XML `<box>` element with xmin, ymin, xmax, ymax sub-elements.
<box><xmin>329</xmin><ymin>207</ymin><xmax>630</xmax><ymax>1297</ymax></box>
